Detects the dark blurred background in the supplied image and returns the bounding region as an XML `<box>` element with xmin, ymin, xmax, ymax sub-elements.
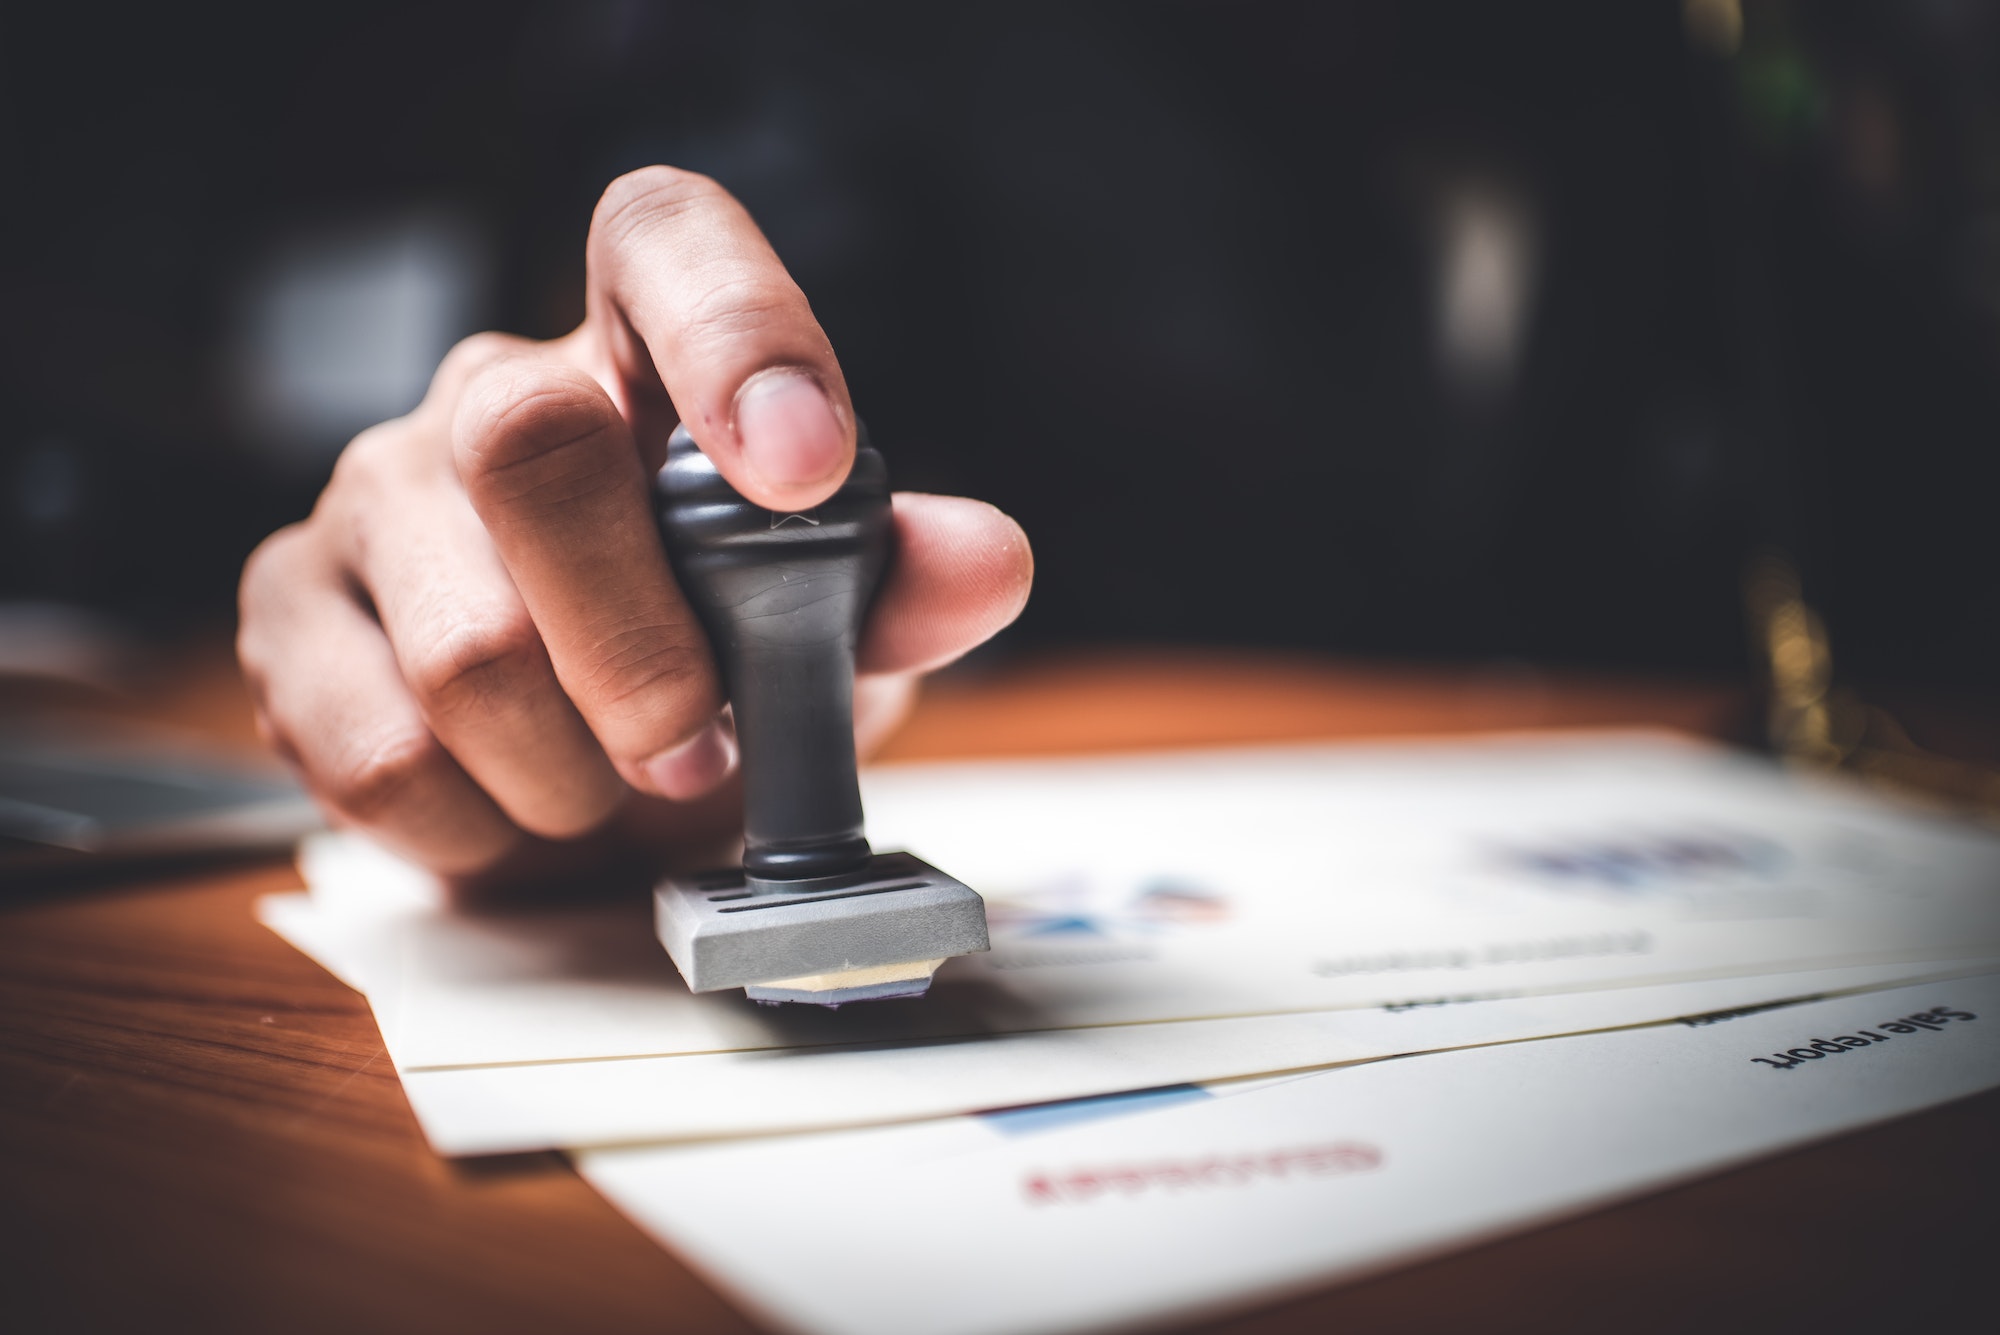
<box><xmin>4</xmin><ymin>0</ymin><xmax>1998</xmax><ymax>689</ymax></box>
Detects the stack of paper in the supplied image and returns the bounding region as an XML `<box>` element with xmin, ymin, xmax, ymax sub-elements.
<box><xmin>262</xmin><ymin>731</ymin><xmax>2000</xmax><ymax>1333</ymax></box>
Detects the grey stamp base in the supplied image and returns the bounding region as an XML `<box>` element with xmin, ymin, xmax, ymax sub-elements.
<box><xmin>655</xmin><ymin>850</ymin><xmax>991</xmax><ymax>995</ymax></box>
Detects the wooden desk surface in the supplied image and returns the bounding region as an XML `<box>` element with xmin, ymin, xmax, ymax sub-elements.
<box><xmin>3</xmin><ymin>645</ymin><xmax>1994</xmax><ymax>1334</ymax></box>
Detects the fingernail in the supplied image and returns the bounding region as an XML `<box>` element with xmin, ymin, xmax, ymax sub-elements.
<box><xmin>736</xmin><ymin>369</ymin><xmax>846</xmax><ymax>493</ymax></box>
<box><xmin>641</xmin><ymin>720</ymin><xmax>739</xmax><ymax>801</ymax></box>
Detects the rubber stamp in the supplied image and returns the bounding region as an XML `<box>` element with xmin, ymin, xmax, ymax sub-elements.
<box><xmin>651</xmin><ymin>422</ymin><xmax>989</xmax><ymax>1005</ymax></box>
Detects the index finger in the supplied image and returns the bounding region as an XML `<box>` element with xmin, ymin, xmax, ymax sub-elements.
<box><xmin>583</xmin><ymin>165</ymin><xmax>856</xmax><ymax>512</ymax></box>
<box><xmin>452</xmin><ymin>348</ymin><xmax>725</xmax><ymax>797</ymax></box>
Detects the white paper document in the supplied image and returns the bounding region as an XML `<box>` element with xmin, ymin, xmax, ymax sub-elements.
<box><xmin>265</xmin><ymin>732</ymin><xmax>2000</xmax><ymax>1151</ymax></box>
<box><xmin>382</xmin><ymin>959</ymin><xmax>1986</xmax><ymax>1152</ymax></box>
<box><xmin>577</xmin><ymin>974</ymin><xmax>2000</xmax><ymax>1335</ymax></box>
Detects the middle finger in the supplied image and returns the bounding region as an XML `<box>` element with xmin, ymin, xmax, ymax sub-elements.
<box><xmin>331</xmin><ymin>422</ymin><xmax>632</xmax><ymax>838</ymax></box>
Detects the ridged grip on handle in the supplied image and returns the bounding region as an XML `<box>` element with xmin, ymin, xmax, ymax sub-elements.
<box><xmin>653</xmin><ymin>422</ymin><xmax>891</xmax><ymax>882</ymax></box>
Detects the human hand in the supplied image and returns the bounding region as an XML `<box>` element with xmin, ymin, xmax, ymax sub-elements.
<box><xmin>238</xmin><ymin>167</ymin><xmax>1031</xmax><ymax>889</ymax></box>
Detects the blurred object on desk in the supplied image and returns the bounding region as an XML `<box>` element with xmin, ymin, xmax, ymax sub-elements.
<box><xmin>0</xmin><ymin>601</ymin><xmax>141</xmax><ymax>693</ymax></box>
<box><xmin>0</xmin><ymin>717</ymin><xmax>319</xmax><ymax>885</ymax></box>
<box><xmin>1</xmin><ymin>611</ymin><xmax>319</xmax><ymax>885</ymax></box>
<box><xmin>1746</xmin><ymin>546</ymin><xmax>2000</xmax><ymax>826</ymax></box>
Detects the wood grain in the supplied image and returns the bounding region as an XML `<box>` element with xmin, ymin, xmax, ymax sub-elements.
<box><xmin>1</xmin><ymin>644</ymin><xmax>1992</xmax><ymax>1334</ymax></box>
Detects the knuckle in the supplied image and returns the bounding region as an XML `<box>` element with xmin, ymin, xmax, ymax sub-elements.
<box><xmin>233</xmin><ymin>612</ymin><xmax>271</xmax><ymax>684</ymax></box>
<box><xmin>681</xmin><ymin>276</ymin><xmax>804</xmax><ymax>345</ymax></box>
<box><xmin>592</xmin><ymin>165</ymin><xmax>725</xmax><ymax>246</ymax></box>
<box><xmin>235</xmin><ymin>629</ymin><xmax>269</xmax><ymax>701</ymax></box>
<box><xmin>237</xmin><ymin>522</ymin><xmax>325</xmax><ymax>642</ymax></box>
<box><xmin>579</xmin><ymin>635</ymin><xmax>715</xmax><ymax>753</ymax></box>
<box><xmin>443</xmin><ymin>330</ymin><xmax>522</xmax><ymax>376</ymax></box>
<box><xmin>454</xmin><ymin>378</ymin><xmax>631</xmax><ymax>515</ymax></box>
<box><xmin>407</xmin><ymin>613</ymin><xmax>548</xmax><ymax>718</ymax></box>
<box><xmin>323</xmin><ymin>728</ymin><xmax>449</xmax><ymax>823</ymax></box>
<box><xmin>239</xmin><ymin>522</ymin><xmax>311</xmax><ymax>598</ymax></box>
<box><xmin>431</xmin><ymin>331</ymin><xmax>527</xmax><ymax>399</ymax></box>
<box><xmin>454</xmin><ymin>362</ymin><xmax>618</xmax><ymax>483</ymax></box>
<box><xmin>326</xmin><ymin>421</ymin><xmax>406</xmax><ymax>497</ymax></box>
